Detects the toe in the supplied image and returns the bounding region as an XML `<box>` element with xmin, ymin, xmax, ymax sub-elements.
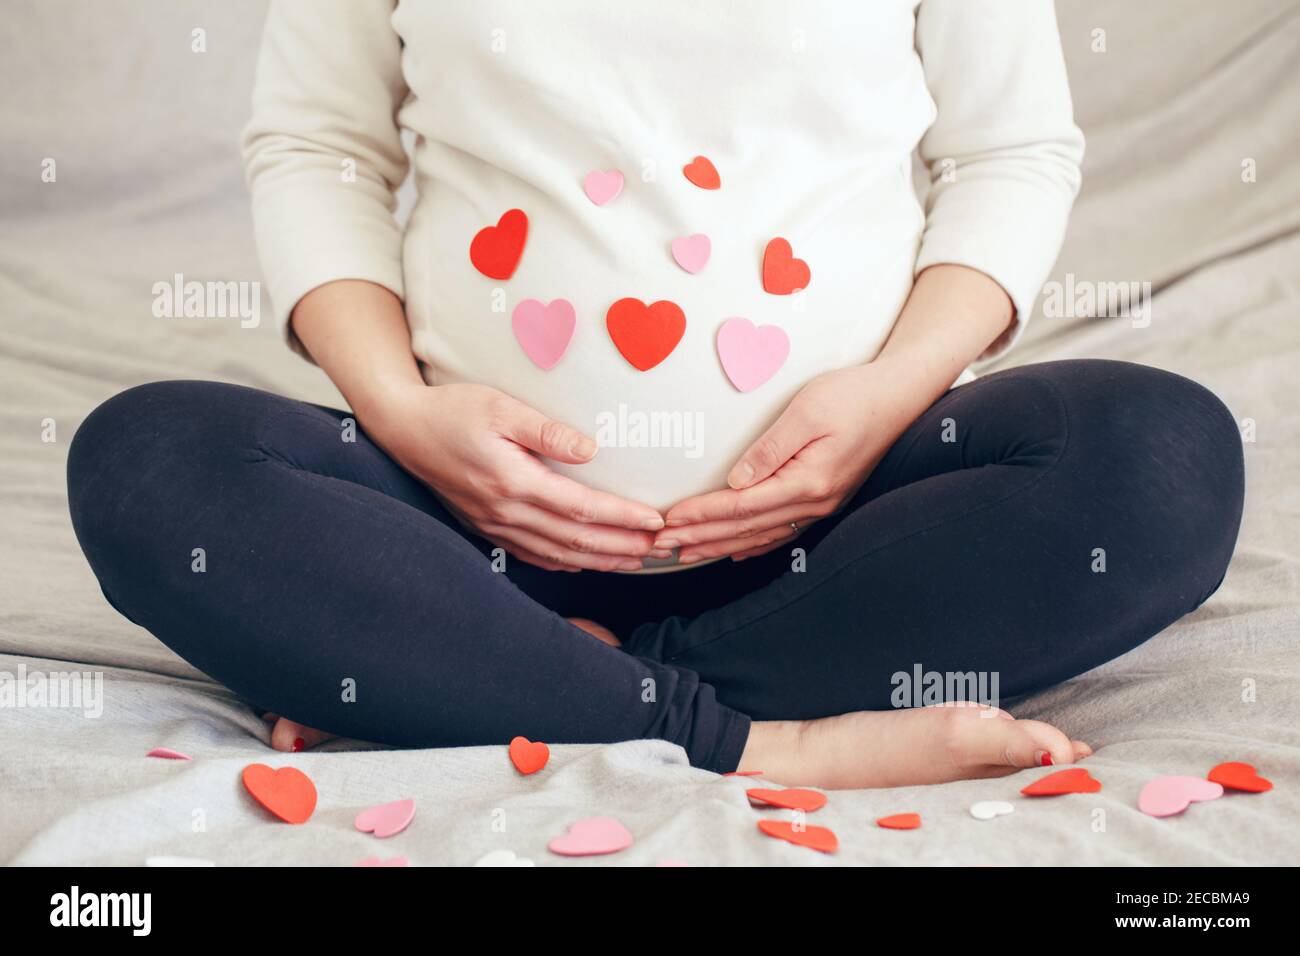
<box><xmin>269</xmin><ymin>718</ymin><xmax>335</xmax><ymax>752</ymax></box>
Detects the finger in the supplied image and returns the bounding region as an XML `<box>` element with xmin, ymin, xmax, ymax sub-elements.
<box><xmin>727</xmin><ymin>404</ymin><xmax>817</xmax><ymax>489</ymax></box>
<box><xmin>663</xmin><ymin>472</ymin><xmax>806</xmax><ymax>528</ymax></box>
<box><xmin>524</xmin><ymin>469</ymin><xmax>665</xmax><ymax>531</ymax></box>
<box><xmin>679</xmin><ymin>524</ymin><xmax>799</xmax><ymax>564</ymax></box>
<box><xmin>495</xmin><ymin>398</ymin><xmax>599</xmax><ymax>464</ymax></box>
<box><xmin>657</xmin><ymin>503</ymin><xmax>817</xmax><ymax>549</ymax></box>
<box><xmin>490</xmin><ymin>523</ymin><xmax>647</xmax><ymax>573</ymax></box>
<box><xmin>491</xmin><ymin>501</ymin><xmax>660</xmax><ymax>559</ymax></box>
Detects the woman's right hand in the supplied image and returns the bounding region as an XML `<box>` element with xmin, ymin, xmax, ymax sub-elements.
<box><xmin>362</xmin><ymin>382</ymin><xmax>666</xmax><ymax>572</ymax></box>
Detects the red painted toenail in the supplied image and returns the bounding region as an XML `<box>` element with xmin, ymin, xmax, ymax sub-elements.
<box><xmin>292</xmin><ymin>737</ymin><xmax>306</xmax><ymax>753</ymax></box>
<box><xmin>1040</xmin><ymin>752</ymin><xmax>1053</xmax><ymax>766</ymax></box>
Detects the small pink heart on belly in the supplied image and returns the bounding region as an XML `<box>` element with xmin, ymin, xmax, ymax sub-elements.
<box><xmin>670</xmin><ymin>233</ymin><xmax>711</xmax><ymax>274</ymax></box>
<box><xmin>582</xmin><ymin>169</ymin><xmax>624</xmax><ymax>206</ymax></box>
<box><xmin>716</xmin><ymin>317</ymin><xmax>790</xmax><ymax>393</ymax></box>
<box><xmin>1138</xmin><ymin>775</ymin><xmax>1224</xmax><ymax>817</ymax></box>
<box><xmin>512</xmin><ymin>298</ymin><xmax>576</xmax><ymax>370</ymax></box>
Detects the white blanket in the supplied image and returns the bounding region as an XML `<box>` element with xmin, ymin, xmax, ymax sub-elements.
<box><xmin>1</xmin><ymin>0</ymin><xmax>1297</xmax><ymax>865</ymax></box>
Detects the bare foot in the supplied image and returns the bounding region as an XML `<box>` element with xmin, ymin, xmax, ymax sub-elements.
<box><xmin>737</xmin><ymin>704</ymin><xmax>1093</xmax><ymax>790</ymax></box>
<box><xmin>261</xmin><ymin>712</ymin><xmax>336</xmax><ymax>753</ymax></box>
<box><xmin>567</xmin><ymin>617</ymin><xmax>621</xmax><ymax>647</ymax></box>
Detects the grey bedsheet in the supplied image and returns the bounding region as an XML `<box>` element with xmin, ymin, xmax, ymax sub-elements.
<box><xmin>1</xmin><ymin>0</ymin><xmax>1297</xmax><ymax>865</ymax></box>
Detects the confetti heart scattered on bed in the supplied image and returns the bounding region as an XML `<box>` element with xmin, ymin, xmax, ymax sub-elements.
<box><xmin>717</xmin><ymin>317</ymin><xmax>790</xmax><ymax>392</ymax></box>
<box><xmin>876</xmin><ymin>812</ymin><xmax>921</xmax><ymax>830</ymax></box>
<box><xmin>354</xmin><ymin>798</ymin><xmax>416</xmax><ymax>838</ymax></box>
<box><xmin>1207</xmin><ymin>761</ymin><xmax>1273</xmax><ymax>793</ymax></box>
<box><xmin>969</xmin><ymin>800</ymin><xmax>1015</xmax><ymax>820</ymax></box>
<box><xmin>746</xmin><ymin>787</ymin><xmax>827</xmax><ymax>812</ymax></box>
<box><xmin>757</xmin><ymin>819</ymin><xmax>838</xmax><ymax>854</ymax></box>
<box><xmin>356</xmin><ymin>856</ymin><xmax>409</xmax><ymax>867</ymax></box>
<box><xmin>583</xmin><ymin>169</ymin><xmax>624</xmax><ymax>206</ymax></box>
<box><xmin>509</xmin><ymin>735</ymin><xmax>550</xmax><ymax>775</ymax></box>
<box><xmin>1139</xmin><ymin>776</ymin><xmax>1224</xmax><ymax>817</ymax></box>
<box><xmin>474</xmin><ymin>849</ymin><xmax>535</xmax><ymax>867</ymax></box>
<box><xmin>145</xmin><ymin>856</ymin><xmax>214</xmax><ymax>867</ymax></box>
<box><xmin>511</xmin><ymin>298</ymin><xmax>576</xmax><ymax>370</ymax></box>
<box><xmin>469</xmin><ymin>208</ymin><xmax>529</xmax><ymax>280</ymax></box>
<box><xmin>241</xmin><ymin>763</ymin><xmax>317</xmax><ymax>824</ymax></box>
<box><xmin>761</xmin><ymin>237</ymin><xmax>810</xmax><ymax>295</ymax></box>
<box><xmin>548</xmin><ymin>816</ymin><xmax>634</xmax><ymax>856</ymax></box>
<box><xmin>671</xmin><ymin>233</ymin><xmax>711</xmax><ymax>274</ymax></box>
<box><xmin>1020</xmin><ymin>767</ymin><xmax>1102</xmax><ymax>797</ymax></box>
<box><xmin>682</xmin><ymin>155</ymin><xmax>721</xmax><ymax>190</ymax></box>
<box><xmin>146</xmin><ymin>747</ymin><xmax>191</xmax><ymax>760</ymax></box>
<box><xmin>606</xmin><ymin>297</ymin><xmax>687</xmax><ymax>371</ymax></box>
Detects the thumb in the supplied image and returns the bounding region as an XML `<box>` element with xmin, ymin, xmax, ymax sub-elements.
<box><xmin>727</xmin><ymin>405</ymin><xmax>813</xmax><ymax>489</ymax></box>
<box><xmin>501</xmin><ymin>401</ymin><xmax>598</xmax><ymax>464</ymax></box>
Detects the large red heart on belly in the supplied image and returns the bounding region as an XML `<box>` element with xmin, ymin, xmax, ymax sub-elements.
<box><xmin>469</xmin><ymin>209</ymin><xmax>529</xmax><ymax>279</ymax></box>
<box><xmin>606</xmin><ymin>298</ymin><xmax>687</xmax><ymax>371</ymax></box>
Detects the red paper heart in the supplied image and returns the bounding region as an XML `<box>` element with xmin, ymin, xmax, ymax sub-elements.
<box><xmin>682</xmin><ymin>155</ymin><xmax>721</xmax><ymax>190</ymax></box>
<box><xmin>509</xmin><ymin>735</ymin><xmax>549</xmax><ymax>775</ymax></box>
<box><xmin>606</xmin><ymin>298</ymin><xmax>686</xmax><ymax>371</ymax></box>
<box><xmin>1020</xmin><ymin>767</ymin><xmax>1102</xmax><ymax>796</ymax></box>
<box><xmin>469</xmin><ymin>209</ymin><xmax>528</xmax><ymax>280</ymax></box>
<box><xmin>746</xmin><ymin>788</ymin><xmax>827</xmax><ymax>812</ymax></box>
<box><xmin>723</xmin><ymin>770</ymin><xmax>763</xmax><ymax>777</ymax></box>
<box><xmin>762</xmin><ymin>237</ymin><xmax>810</xmax><ymax>295</ymax></box>
<box><xmin>241</xmin><ymin>763</ymin><xmax>317</xmax><ymax>824</ymax></box>
<box><xmin>757</xmin><ymin>819</ymin><xmax>838</xmax><ymax>854</ymax></box>
<box><xmin>1208</xmin><ymin>761</ymin><xmax>1273</xmax><ymax>793</ymax></box>
<box><xmin>876</xmin><ymin>812</ymin><xmax>921</xmax><ymax>830</ymax></box>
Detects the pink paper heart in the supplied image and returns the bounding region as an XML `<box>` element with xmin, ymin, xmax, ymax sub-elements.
<box><xmin>716</xmin><ymin>317</ymin><xmax>790</xmax><ymax>393</ymax></box>
<box><xmin>355</xmin><ymin>856</ymin><xmax>409</xmax><ymax>867</ymax></box>
<box><xmin>547</xmin><ymin>816</ymin><xmax>634</xmax><ymax>857</ymax></box>
<box><xmin>670</xmin><ymin>233</ymin><xmax>711</xmax><ymax>274</ymax></box>
<box><xmin>146</xmin><ymin>747</ymin><xmax>192</xmax><ymax>760</ymax></box>
<box><xmin>1138</xmin><ymin>775</ymin><xmax>1224</xmax><ymax>817</ymax></box>
<box><xmin>354</xmin><ymin>798</ymin><xmax>416</xmax><ymax>838</ymax></box>
<box><xmin>512</xmin><ymin>298</ymin><xmax>576</xmax><ymax>370</ymax></box>
<box><xmin>583</xmin><ymin>169</ymin><xmax>624</xmax><ymax>206</ymax></box>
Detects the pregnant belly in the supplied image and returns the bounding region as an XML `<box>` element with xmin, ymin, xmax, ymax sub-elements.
<box><xmin>404</xmin><ymin>183</ymin><xmax>922</xmax><ymax>510</ymax></box>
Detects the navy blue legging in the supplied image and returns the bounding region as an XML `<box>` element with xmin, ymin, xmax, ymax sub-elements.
<box><xmin>66</xmin><ymin>360</ymin><xmax>1244</xmax><ymax>772</ymax></box>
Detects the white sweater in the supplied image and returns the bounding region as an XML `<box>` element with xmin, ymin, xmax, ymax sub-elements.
<box><xmin>243</xmin><ymin>0</ymin><xmax>1083</xmax><ymax>510</ymax></box>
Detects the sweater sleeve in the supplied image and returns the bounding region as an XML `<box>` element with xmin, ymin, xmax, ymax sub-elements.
<box><xmin>241</xmin><ymin>0</ymin><xmax>409</xmax><ymax>360</ymax></box>
<box><xmin>913</xmin><ymin>0</ymin><xmax>1084</xmax><ymax>361</ymax></box>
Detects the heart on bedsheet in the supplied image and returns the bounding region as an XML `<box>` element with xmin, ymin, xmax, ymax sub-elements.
<box><xmin>876</xmin><ymin>812</ymin><xmax>921</xmax><ymax>830</ymax></box>
<box><xmin>354</xmin><ymin>798</ymin><xmax>416</xmax><ymax>838</ymax></box>
<box><xmin>1020</xmin><ymin>767</ymin><xmax>1102</xmax><ymax>796</ymax></box>
<box><xmin>1138</xmin><ymin>775</ymin><xmax>1224</xmax><ymax>817</ymax></box>
<box><xmin>548</xmin><ymin>816</ymin><xmax>634</xmax><ymax>856</ymax></box>
<box><xmin>757</xmin><ymin>819</ymin><xmax>838</xmax><ymax>854</ymax></box>
<box><xmin>1207</xmin><ymin>761</ymin><xmax>1273</xmax><ymax>793</ymax></box>
<box><xmin>509</xmin><ymin>735</ymin><xmax>550</xmax><ymax>775</ymax></box>
<box><xmin>241</xmin><ymin>763</ymin><xmax>317</xmax><ymax>824</ymax></box>
<box><xmin>356</xmin><ymin>856</ymin><xmax>409</xmax><ymax>867</ymax></box>
<box><xmin>746</xmin><ymin>787</ymin><xmax>826</xmax><ymax>812</ymax></box>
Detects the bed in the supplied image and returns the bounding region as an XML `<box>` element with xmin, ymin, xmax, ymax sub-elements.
<box><xmin>2</xmin><ymin>0</ymin><xmax>1297</xmax><ymax>865</ymax></box>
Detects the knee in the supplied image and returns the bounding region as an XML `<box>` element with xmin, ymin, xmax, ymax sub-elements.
<box><xmin>1063</xmin><ymin>360</ymin><xmax>1244</xmax><ymax>595</ymax></box>
<box><xmin>67</xmin><ymin>381</ymin><xmax>217</xmax><ymax>554</ymax></box>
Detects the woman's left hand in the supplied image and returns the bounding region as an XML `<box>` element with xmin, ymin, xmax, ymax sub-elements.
<box><xmin>656</xmin><ymin>357</ymin><xmax>937</xmax><ymax>563</ymax></box>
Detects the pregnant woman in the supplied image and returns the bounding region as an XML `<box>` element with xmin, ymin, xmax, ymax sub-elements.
<box><xmin>66</xmin><ymin>1</ymin><xmax>1244</xmax><ymax>788</ymax></box>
